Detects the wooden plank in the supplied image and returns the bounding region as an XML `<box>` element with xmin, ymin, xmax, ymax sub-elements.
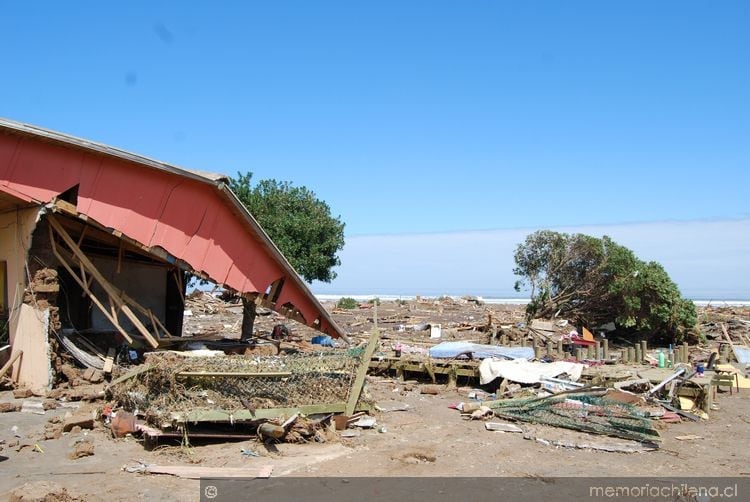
<box><xmin>107</xmin><ymin>364</ymin><xmax>152</xmax><ymax>387</ymax></box>
<box><xmin>175</xmin><ymin>402</ymin><xmax>372</xmax><ymax>423</ymax></box>
<box><xmin>102</xmin><ymin>347</ymin><xmax>116</xmax><ymax>374</ymax></box>
<box><xmin>721</xmin><ymin>323</ymin><xmax>735</xmax><ymax>349</ymax></box>
<box><xmin>0</xmin><ymin>349</ymin><xmax>22</xmax><ymax>378</ymax></box>
<box><xmin>116</xmin><ymin>239</ymin><xmax>123</xmax><ymax>274</ymax></box>
<box><xmin>368</xmin><ymin>360</ymin><xmax>478</xmax><ymax>378</ymax></box>
<box><xmin>53</xmin><ymin>198</ymin><xmax>78</xmax><ymax>215</ymax></box>
<box><xmin>346</xmin><ymin>329</ymin><xmax>380</xmax><ymax>416</ymax></box>
<box><xmin>10</xmin><ymin>305</ymin><xmax>53</xmax><ymax>392</ymax></box>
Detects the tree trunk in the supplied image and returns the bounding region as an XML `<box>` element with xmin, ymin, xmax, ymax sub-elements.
<box><xmin>240</xmin><ymin>297</ymin><xmax>257</xmax><ymax>341</ymax></box>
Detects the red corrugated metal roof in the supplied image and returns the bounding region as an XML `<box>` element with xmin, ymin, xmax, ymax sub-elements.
<box><xmin>0</xmin><ymin>118</ymin><xmax>344</xmax><ymax>339</ymax></box>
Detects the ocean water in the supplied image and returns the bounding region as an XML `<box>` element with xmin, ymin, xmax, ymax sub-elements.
<box><xmin>314</xmin><ymin>293</ymin><xmax>750</xmax><ymax>307</ymax></box>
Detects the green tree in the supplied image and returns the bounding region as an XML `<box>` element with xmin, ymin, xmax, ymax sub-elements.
<box><xmin>229</xmin><ymin>172</ymin><xmax>345</xmax><ymax>283</ymax></box>
<box><xmin>513</xmin><ymin>230</ymin><xmax>696</xmax><ymax>341</ymax></box>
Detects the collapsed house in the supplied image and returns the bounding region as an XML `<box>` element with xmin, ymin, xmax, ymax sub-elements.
<box><xmin>0</xmin><ymin>118</ymin><xmax>345</xmax><ymax>394</ymax></box>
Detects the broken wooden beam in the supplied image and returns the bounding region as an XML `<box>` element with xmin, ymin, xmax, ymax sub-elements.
<box><xmin>345</xmin><ymin>329</ymin><xmax>381</xmax><ymax>416</ymax></box>
<box><xmin>0</xmin><ymin>349</ymin><xmax>22</xmax><ymax>379</ymax></box>
<box><xmin>106</xmin><ymin>364</ymin><xmax>152</xmax><ymax>388</ymax></box>
<box><xmin>172</xmin><ymin>402</ymin><xmax>371</xmax><ymax>423</ymax></box>
<box><xmin>102</xmin><ymin>348</ymin><xmax>115</xmax><ymax>374</ymax></box>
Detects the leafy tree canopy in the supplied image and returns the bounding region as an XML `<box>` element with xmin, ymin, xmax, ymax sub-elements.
<box><xmin>229</xmin><ymin>172</ymin><xmax>345</xmax><ymax>283</ymax></box>
<box><xmin>513</xmin><ymin>230</ymin><xmax>696</xmax><ymax>341</ymax></box>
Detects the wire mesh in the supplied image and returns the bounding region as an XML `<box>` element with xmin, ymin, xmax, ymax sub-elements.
<box><xmin>489</xmin><ymin>394</ymin><xmax>660</xmax><ymax>444</ymax></box>
<box><xmin>109</xmin><ymin>350</ymin><xmax>366</xmax><ymax>423</ymax></box>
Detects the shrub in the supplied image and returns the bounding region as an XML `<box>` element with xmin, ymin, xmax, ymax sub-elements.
<box><xmin>336</xmin><ymin>297</ymin><xmax>358</xmax><ymax>310</ymax></box>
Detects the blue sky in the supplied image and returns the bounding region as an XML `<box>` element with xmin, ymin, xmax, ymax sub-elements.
<box><xmin>2</xmin><ymin>2</ymin><xmax>748</xmax><ymax>297</ymax></box>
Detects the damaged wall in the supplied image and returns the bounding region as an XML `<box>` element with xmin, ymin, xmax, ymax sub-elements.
<box><xmin>0</xmin><ymin>206</ymin><xmax>53</xmax><ymax>392</ymax></box>
<box><xmin>0</xmin><ymin>206</ymin><xmax>42</xmax><ymax>339</ymax></box>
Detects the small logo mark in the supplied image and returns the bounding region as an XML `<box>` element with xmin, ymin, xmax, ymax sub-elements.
<box><xmin>204</xmin><ymin>485</ymin><xmax>218</xmax><ymax>499</ymax></box>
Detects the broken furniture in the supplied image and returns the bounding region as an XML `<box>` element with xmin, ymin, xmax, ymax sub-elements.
<box><xmin>710</xmin><ymin>368</ymin><xmax>740</xmax><ymax>398</ymax></box>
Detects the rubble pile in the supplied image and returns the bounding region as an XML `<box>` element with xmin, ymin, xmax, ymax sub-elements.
<box><xmin>184</xmin><ymin>291</ymin><xmax>230</xmax><ymax>316</ymax></box>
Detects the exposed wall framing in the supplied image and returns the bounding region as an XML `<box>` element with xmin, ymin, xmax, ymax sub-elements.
<box><xmin>47</xmin><ymin>215</ymin><xmax>169</xmax><ymax>348</ymax></box>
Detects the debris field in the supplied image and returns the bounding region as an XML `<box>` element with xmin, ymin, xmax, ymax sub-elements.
<box><xmin>2</xmin><ymin>296</ymin><xmax>749</xmax><ymax>500</ymax></box>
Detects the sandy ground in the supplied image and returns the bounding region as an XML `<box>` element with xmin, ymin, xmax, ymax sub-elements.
<box><xmin>2</xmin><ymin>378</ymin><xmax>748</xmax><ymax>500</ymax></box>
<box><xmin>1</xmin><ymin>299</ymin><xmax>749</xmax><ymax>500</ymax></box>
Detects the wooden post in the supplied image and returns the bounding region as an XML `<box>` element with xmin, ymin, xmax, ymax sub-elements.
<box><xmin>587</xmin><ymin>345</ymin><xmax>594</xmax><ymax>359</ymax></box>
<box><xmin>345</xmin><ymin>329</ymin><xmax>380</xmax><ymax>416</ymax></box>
<box><xmin>682</xmin><ymin>343</ymin><xmax>689</xmax><ymax>364</ymax></box>
<box><xmin>595</xmin><ymin>341</ymin><xmax>601</xmax><ymax>360</ymax></box>
<box><xmin>447</xmin><ymin>365</ymin><xmax>457</xmax><ymax>390</ymax></box>
<box><xmin>641</xmin><ymin>341</ymin><xmax>648</xmax><ymax>361</ymax></box>
<box><xmin>423</xmin><ymin>359</ymin><xmax>436</xmax><ymax>384</ymax></box>
<box><xmin>396</xmin><ymin>362</ymin><xmax>405</xmax><ymax>382</ymax></box>
<box><xmin>603</xmin><ymin>339</ymin><xmax>609</xmax><ymax>360</ymax></box>
<box><xmin>556</xmin><ymin>340</ymin><xmax>563</xmax><ymax>358</ymax></box>
<box><xmin>720</xmin><ymin>323</ymin><xmax>735</xmax><ymax>350</ymax></box>
<box><xmin>628</xmin><ymin>347</ymin><xmax>636</xmax><ymax>363</ymax></box>
<box><xmin>501</xmin><ymin>334</ymin><xmax>508</xmax><ymax>346</ymax></box>
<box><xmin>533</xmin><ymin>343</ymin><xmax>542</xmax><ymax>360</ymax></box>
<box><xmin>546</xmin><ymin>341</ymin><xmax>554</xmax><ymax>358</ymax></box>
<box><xmin>635</xmin><ymin>344</ymin><xmax>642</xmax><ymax>364</ymax></box>
<box><xmin>240</xmin><ymin>297</ymin><xmax>257</xmax><ymax>341</ymax></box>
<box><xmin>575</xmin><ymin>347</ymin><xmax>583</xmax><ymax>362</ymax></box>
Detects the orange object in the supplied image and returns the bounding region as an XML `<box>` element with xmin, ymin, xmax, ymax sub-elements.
<box><xmin>582</xmin><ymin>327</ymin><xmax>595</xmax><ymax>342</ymax></box>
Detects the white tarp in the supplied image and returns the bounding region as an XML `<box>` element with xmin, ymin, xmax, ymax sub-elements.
<box><xmin>733</xmin><ymin>346</ymin><xmax>750</xmax><ymax>365</ymax></box>
<box><xmin>479</xmin><ymin>358</ymin><xmax>586</xmax><ymax>385</ymax></box>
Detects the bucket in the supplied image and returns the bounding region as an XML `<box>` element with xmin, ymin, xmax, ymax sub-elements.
<box><xmin>333</xmin><ymin>415</ymin><xmax>350</xmax><ymax>430</ymax></box>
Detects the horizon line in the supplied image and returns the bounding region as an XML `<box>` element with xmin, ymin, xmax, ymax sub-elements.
<box><xmin>342</xmin><ymin>215</ymin><xmax>750</xmax><ymax>239</ymax></box>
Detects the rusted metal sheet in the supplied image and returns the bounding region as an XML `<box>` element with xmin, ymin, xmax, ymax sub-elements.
<box><xmin>0</xmin><ymin>119</ymin><xmax>343</xmax><ymax>338</ymax></box>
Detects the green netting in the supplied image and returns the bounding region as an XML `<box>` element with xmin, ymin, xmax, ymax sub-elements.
<box><xmin>488</xmin><ymin>393</ymin><xmax>661</xmax><ymax>444</ymax></box>
<box><xmin>108</xmin><ymin>351</ymin><xmax>365</xmax><ymax>423</ymax></box>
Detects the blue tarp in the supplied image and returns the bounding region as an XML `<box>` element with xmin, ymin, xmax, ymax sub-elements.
<box><xmin>428</xmin><ymin>342</ymin><xmax>534</xmax><ymax>360</ymax></box>
<box><xmin>311</xmin><ymin>335</ymin><xmax>335</xmax><ymax>347</ymax></box>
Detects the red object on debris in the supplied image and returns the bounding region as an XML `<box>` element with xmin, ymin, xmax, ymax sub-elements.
<box><xmin>659</xmin><ymin>412</ymin><xmax>681</xmax><ymax>423</ymax></box>
<box><xmin>569</xmin><ymin>335</ymin><xmax>596</xmax><ymax>347</ymax></box>
<box><xmin>111</xmin><ymin>411</ymin><xmax>137</xmax><ymax>438</ymax></box>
